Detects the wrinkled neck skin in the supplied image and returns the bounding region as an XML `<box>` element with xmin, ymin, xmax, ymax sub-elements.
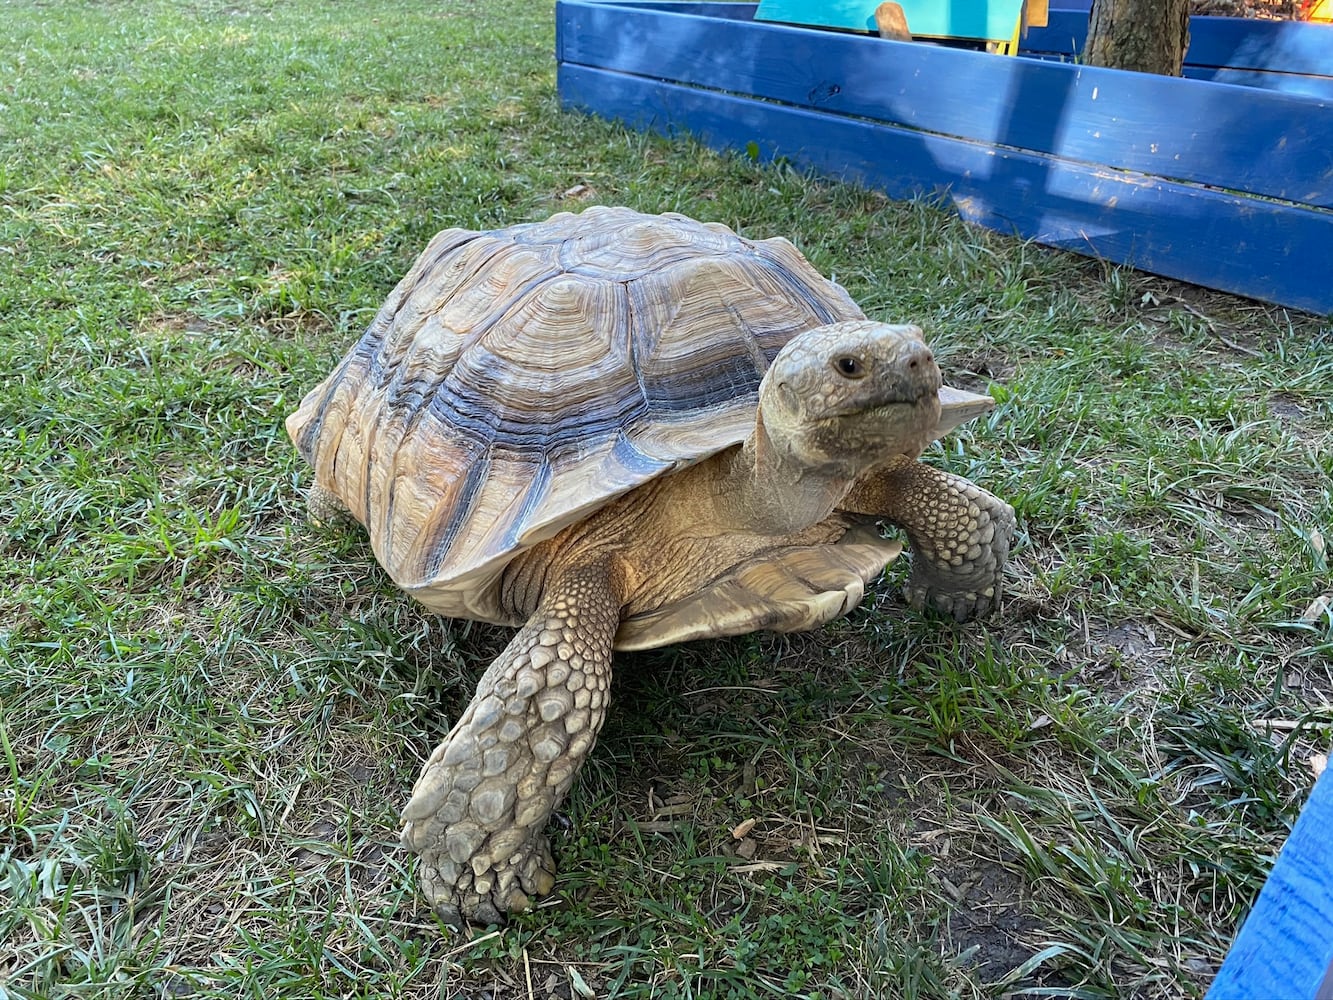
<box><xmin>710</xmin><ymin>413</ymin><xmax>867</xmax><ymax>536</ymax></box>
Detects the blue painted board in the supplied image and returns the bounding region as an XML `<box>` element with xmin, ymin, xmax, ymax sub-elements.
<box><xmin>755</xmin><ymin>0</ymin><xmax>1026</xmax><ymax>40</ymax></box>
<box><xmin>558</xmin><ymin>62</ymin><xmax>1333</xmax><ymax>315</ymax></box>
<box><xmin>1208</xmin><ymin>767</ymin><xmax>1333</xmax><ymax>1000</ymax></box>
<box><xmin>612</xmin><ymin>0</ymin><xmax>756</xmax><ymax>16</ymax></box>
<box><xmin>558</xmin><ymin>2</ymin><xmax>1333</xmax><ymax>209</ymax></box>
<box><xmin>1020</xmin><ymin>12</ymin><xmax>1333</xmax><ymax>99</ymax></box>
<box><xmin>1183</xmin><ymin>66</ymin><xmax>1333</xmax><ymax>102</ymax></box>
<box><xmin>1186</xmin><ymin>17</ymin><xmax>1333</xmax><ymax>76</ymax></box>
<box><xmin>1027</xmin><ymin>7</ymin><xmax>1333</xmax><ymax>80</ymax></box>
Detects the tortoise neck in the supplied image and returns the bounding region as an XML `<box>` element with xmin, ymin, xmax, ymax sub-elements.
<box><xmin>711</xmin><ymin>415</ymin><xmax>852</xmax><ymax>535</ymax></box>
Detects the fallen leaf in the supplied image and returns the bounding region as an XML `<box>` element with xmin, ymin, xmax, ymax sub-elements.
<box><xmin>631</xmin><ymin>820</ymin><xmax>684</xmax><ymax>834</ymax></box>
<box><xmin>731</xmin><ymin>818</ymin><xmax>756</xmax><ymax>839</ymax></box>
<box><xmin>1312</xmin><ymin>528</ymin><xmax>1325</xmax><ymax>557</ymax></box>
<box><xmin>567</xmin><ymin>966</ymin><xmax>595</xmax><ymax>999</ymax></box>
<box><xmin>562</xmin><ymin>183</ymin><xmax>592</xmax><ymax>199</ymax></box>
<box><xmin>1312</xmin><ymin>753</ymin><xmax>1327</xmax><ymax>779</ymax></box>
<box><xmin>939</xmin><ymin>875</ymin><xmax>967</xmax><ymax>902</ymax></box>
<box><xmin>1300</xmin><ymin>593</ymin><xmax>1332</xmax><ymax>624</ymax></box>
<box><xmin>731</xmin><ymin>861</ymin><xmax>785</xmax><ymax>873</ymax></box>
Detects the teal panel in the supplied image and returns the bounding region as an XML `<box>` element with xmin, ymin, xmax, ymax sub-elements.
<box><xmin>755</xmin><ymin>0</ymin><xmax>1025</xmax><ymax>40</ymax></box>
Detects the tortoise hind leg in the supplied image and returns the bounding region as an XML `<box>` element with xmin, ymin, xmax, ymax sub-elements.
<box><xmin>842</xmin><ymin>458</ymin><xmax>1015</xmax><ymax>621</ymax></box>
<box><xmin>400</xmin><ymin>565</ymin><xmax>620</xmax><ymax>926</ymax></box>
<box><xmin>305</xmin><ymin>482</ymin><xmax>357</xmax><ymax>529</ymax></box>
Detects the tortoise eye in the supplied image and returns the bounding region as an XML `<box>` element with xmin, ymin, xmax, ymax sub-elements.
<box><xmin>834</xmin><ymin>356</ymin><xmax>865</xmax><ymax>378</ymax></box>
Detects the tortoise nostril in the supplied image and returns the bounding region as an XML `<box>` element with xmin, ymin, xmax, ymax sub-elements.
<box><xmin>905</xmin><ymin>344</ymin><xmax>934</xmax><ymax>372</ymax></box>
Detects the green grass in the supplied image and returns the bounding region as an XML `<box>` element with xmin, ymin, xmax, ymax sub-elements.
<box><xmin>2</xmin><ymin>0</ymin><xmax>1331</xmax><ymax>996</ymax></box>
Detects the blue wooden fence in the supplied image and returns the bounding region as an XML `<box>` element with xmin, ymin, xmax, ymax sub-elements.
<box><xmin>556</xmin><ymin>1</ymin><xmax>1333</xmax><ymax>315</ymax></box>
<box><xmin>1029</xmin><ymin>2</ymin><xmax>1333</xmax><ymax>99</ymax></box>
<box><xmin>1207</xmin><ymin>766</ymin><xmax>1333</xmax><ymax>1000</ymax></box>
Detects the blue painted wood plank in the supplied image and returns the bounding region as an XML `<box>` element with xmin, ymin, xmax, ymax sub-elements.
<box><xmin>1208</xmin><ymin>768</ymin><xmax>1333</xmax><ymax>1000</ymax></box>
<box><xmin>1015</xmin><ymin>54</ymin><xmax>1333</xmax><ymax>101</ymax></box>
<box><xmin>558</xmin><ymin>1</ymin><xmax>1333</xmax><ymax>209</ymax></box>
<box><xmin>607</xmin><ymin>0</ymin><xmax>757</xmax><ymax>18</ymax></box>
<box><xmin>755</xmin><ymin>0</ymin><xmax>1026</xmax><ymax>40</ymax></box>
<box><xmin>1183</xmin><ymin>15</ymin><xmax>1333</xmax><ymax>77</ymax></box>
<box><xmin>1025</xmin><ymin>6</ymin><xmax>1333</xmax><ymax>79</ymax></box>
<box><xmin>557</xmin><ymin>62</ymin><xmax>1333</xmax><ymax>315</ymax></box>
<box><xmin>1016</xmin><ymin>53</ymin><xmax>1333</xmax><ymax>101</ymax></box>
<box><xmin>1184</xmin><ymin>66</ymin><xmax>1333</xmax><ymax>102</ymax></box>
<box><xmin>1021</xmin><ymin>8</ymin><xmax>1090</xmax><ymax>54</ymax></box>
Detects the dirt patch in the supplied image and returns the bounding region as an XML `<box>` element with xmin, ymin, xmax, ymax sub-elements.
<box><xmin>938</xmin><ymin>863</ymin><xmax>1043</xmax><ymax>980</ymax></box>
<box><xmin>1076</xmin><ymin>617</ymin><xmax>1175</xmax><ymax>694</ymax></box>
<box><xmin>1267</xmin><ymin>393</ymin><xmax>1332</xmax><ymax>451</ymax></box>
<box><xmin>449</xmin><ymin>965</ymin><xmax>588</xmax><ymax>1000</ymax></box>
<box><xmin>1269</xmin><ymin>393</ymin><xmax>1308</xmax><ymax>425</ymax></box>
<box><xmin>1282</xmin><ymin>648</ymin><xmax>1333</xmax><ymax>705</ymax></box>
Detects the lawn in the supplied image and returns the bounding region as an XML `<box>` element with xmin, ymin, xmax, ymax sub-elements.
<box><xmin>2</xmin><ymin>0</ymin><xmax>1331</xmax><ymax>997</ymax></box>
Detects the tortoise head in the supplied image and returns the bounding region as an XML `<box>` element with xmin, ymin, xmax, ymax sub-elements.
<box><xmin>757</xmin><ymin>320</ymin><xmax>944</xmax><ymax>476</ymax></box>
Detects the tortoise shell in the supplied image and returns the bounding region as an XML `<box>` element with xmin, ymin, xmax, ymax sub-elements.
<box><xmin>286</xmin><ymin>207</ymin><xmax>871</xmax><ymax>618</ymax></box>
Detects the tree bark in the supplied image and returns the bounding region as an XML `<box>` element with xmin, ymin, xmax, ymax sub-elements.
<box><xmin>1085</xmin><ymin>0</ymin><xmax>1191</xmax><ymax>76</ymax></box>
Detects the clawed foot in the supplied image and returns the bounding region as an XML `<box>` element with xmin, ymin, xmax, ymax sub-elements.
<box><xmin>411</xmin><ymin>829</ymin><xmax>558</xmax><ymax>927</ymax></box>
<box><xmin>904</xmin><ymin>575</ymin><xmax>1001</xmax><ymax>622</ymax></box>
<box><xmin>844</xmin><ymin>460</ymin><xmax>1014</xmax><ymax>625</ymax></box>
<box><xmin>902</xmin><ymin>510</ymin><xmax>1011</xmax><ymax>622</ymax></box>
<box><xmin>901</xmin><ymin>484</ymin><xmax>1014</xmax><ymax>623</ymax></box>
<box><xmin>901</xmin><ymin>498</ymin><xmax>1013</xmax><ymax>624</ymax></box>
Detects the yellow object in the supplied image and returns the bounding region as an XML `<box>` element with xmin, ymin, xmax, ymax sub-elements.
<box><xmin>1307</xmin><ymin>0</ymin><xmax>1332</xmax><ymax>22</ymax></box>
<box><xmin>999</xmin><ymin>1</ymin><xmax>1045</xmax><ymax>55</ymax></box>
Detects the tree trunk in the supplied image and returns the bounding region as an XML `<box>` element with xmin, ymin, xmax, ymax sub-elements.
<box><xmin>1085</xmin><ymin>0</ymin><xmax>1191</xmax><ymax>76</ymax></box>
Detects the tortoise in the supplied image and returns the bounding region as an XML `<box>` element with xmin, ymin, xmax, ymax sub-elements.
<box><xmin>286</xmin><ymin>206</ymin><xmax>1015</xmax><ymax>926</ymax></box>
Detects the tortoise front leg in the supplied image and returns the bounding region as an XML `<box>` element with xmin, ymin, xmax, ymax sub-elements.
<box><xmin>842</xmin><ymin>459</ymin><xmax>1015</xmax><ymax>622</ymax></box>
<box><xmin>400</xmin><ymin>565</ymin><xmax>620</xmax><ymax>926</ymax></box>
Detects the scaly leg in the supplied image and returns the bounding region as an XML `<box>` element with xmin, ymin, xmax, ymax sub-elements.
<box><xmin>400</xmin><ymin>565</ymin><xmax>620</xmax><ymax>926</ymax></box>
<box><xmin>305</xmin><ymin>482</ymin><xmax>357</xmax><ymax>529</ymax></box>
<box><xmin>842</xmin><ymin>459</ymin><xmax>1014</xmax><ymax>622</ymax></box>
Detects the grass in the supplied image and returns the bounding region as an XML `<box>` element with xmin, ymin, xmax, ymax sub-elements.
<box><xmin>2</xmin><ymin>0</ymin><xmax>1331</xmax><ymax>996</ymax></box>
